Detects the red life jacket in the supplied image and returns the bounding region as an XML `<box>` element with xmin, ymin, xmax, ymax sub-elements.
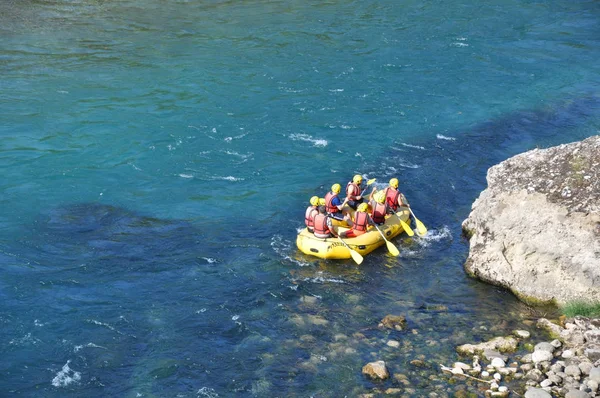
<box><xmin>305</xmin><ymin>206</ymin><xmax>318</xmax><ymax>228</ymax></box>
<box><xmin>313</xmin><ymin>213</ymin><xmax>330</xmax><ymax>235</ymax></box>
<box><xmin>346</xmin><ymin>182</ymin><xmax>361</xmax><ymax>199</ymax></box>
<box><xmin>353</xmin><ymin>211</ymin><xmax>369</xmax><ymax>232</ymax></box>
<box><xmin>384</xmin><ymin>187</ymin><xmax>400</xmax><ymax>211</ymax></box>
<box><xmin>325</xmin><ymin>192</ymin><xmax>339</xmax><ymax>214</ymax></box>
<box><xmin>371</xmin><ymin>202</ymin><xmax>387</xmax><ymax>224</ymax></box>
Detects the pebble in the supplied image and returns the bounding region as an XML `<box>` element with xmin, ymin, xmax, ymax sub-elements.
<box><xmin>491</xmin><ymin>358</ymin><xmax>506</xmax><ymax>368</ymax></box>
<box><xmin>562</xmin><ymin>349</ymin><xmax>575</xmax><ymax>359</ymax></box>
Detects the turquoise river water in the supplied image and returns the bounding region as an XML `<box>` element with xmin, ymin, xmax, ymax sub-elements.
<box><xmin>1</xmin><ymin>0</ymin><xmax>600</xmax><ymax>396</ymax></box>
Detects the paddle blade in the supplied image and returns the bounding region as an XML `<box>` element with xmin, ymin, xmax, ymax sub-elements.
<box><xmin>386</xmin><ymin>240</ymin><xmax>400</xmax><ymax>256</ymax></box>
<box><xmin>349</xmin><ymin>249</ymin><xmax>364</xmax><ymax>265</ymax></box>
<box><xmin>399</xmin><ymin>219</ymin><xmax>414</xmax><ymax>237</ymax></box>
<box><xmin>366</xmin><ymin>178</ymin><xmax>376</xmax><ymax>185</ymax></box>
<box><xmin>414</xmin><ymin>218</ymin><xmax>427</xmax><ymax>236</ymax></box>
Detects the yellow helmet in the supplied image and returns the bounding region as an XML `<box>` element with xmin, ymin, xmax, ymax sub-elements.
<box><xmin>389</xmin><ymin>178</ymin><xmax>399</xmax><ymax>189</ymax></box>
<box><xmin>310</xmin><ymin>196</ymin><xmax>319</xmax><ymax>206</ymax></box>
<box><xmin>353</xmin><ymin>174</ymin><xmax>363</xmax><ymax>184</ymax></box>
<box><xmin>357</xmin><ymin>203</ymin><xmax>369</xmax><ymax>212</ymax></box>
<box><xmin>318</xmin><ymin>198</ymin><xmax>326</xmax><ymax>206</ymax></box>
<box><xmin>331</xmin><ymin>183</ymin><xmax>341</xmax><ymax>194</ymax></box>
<box><xmin>375</xmin><ymin>191</ymin><xmax>386</xmax><ymax>204</ymax></box>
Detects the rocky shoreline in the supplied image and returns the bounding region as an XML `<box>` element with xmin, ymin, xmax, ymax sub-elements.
<box><xmin>361</xmin><ymin>315</ymin><xmax>600</xmax><ymax>397</ymax></box>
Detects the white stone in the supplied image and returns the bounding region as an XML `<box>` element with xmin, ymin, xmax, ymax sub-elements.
<box><xmin>481</xmin><ymin>371</ymin><xmax>490</xmax><ymax>377</ymax></box>
<box><xmin>562</xmin><ymin>349</ymin><xmax>574</xmax><ymax>359</ymax></box>
<box><xmin>498</xmin><ymin>386</ymin><xmax>508</xmax><ymax>393</ymax></box>
<box><xmin>386</xmin><ymin>340</ymin><xmax>400</xmax><ymax>348</ymax></box>
<box><xmin>451</xmin><ymin>367</ymin><xmax>464</xmax><ymax>375</ymax></box>
<box><xmin>491</xmin><ymin>357</ymin><xmax>506</xmax><ymax>368</ymax></box>
<box><xmin>550</xmin><ymin>339</ymin><xmax>562</xmax><ymax>348</ymax></box>
<box><xmin>540</xmin><ymin>379</ymin><xmax>553</xmax><ymax>388</ymax></box>
<box><xmin>532</xmin><ymin>350</ymin><xmax>554</xmax><ymax>363</ymax></box>
<box><xmin>524</xmin><ymin>387</ymin><xmax>552</xmax><ymax>398</ymax></box>
<box><xmin>494</xmin><ymin>372</ymin><xmax>502</xmax><ymax>381</ymax></box>
<box><xmin>514</xmin><ymin>330</ymin><xmax>531</xmax><ymax>339</ymax></box>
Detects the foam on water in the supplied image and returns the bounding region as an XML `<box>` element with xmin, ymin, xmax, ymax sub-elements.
<box><xmin>289</xmin><ymin>133</ymin><xmax>328</xmax><ymax>147</ymax></box>
<box><xmin>196</xmin><ymin>387</ymin><xmax>219</xmax><ymax>397</ymax></box>
<box><xmin>416</xmin><ymin>225</ymin><xmax>453</xmax><ymax>248</ymax></box>
<box><xmin>73</xmin><ymin>342</ymin><xmax>107</xmax><ymax>353</ymax></box>
<box><xmin>401</xmin><ymin>143</ymin><xmax>426</xmax><ymax>150</ymax></box>
<box><xmin>51</xmin><ymin>360</ymin><xmax>81</xmax><ymax>388</ymax></box>
<box><xmin>437</xmin><ymin>134</ymin><xmax>456</xmax><ymax>141</ymax></box>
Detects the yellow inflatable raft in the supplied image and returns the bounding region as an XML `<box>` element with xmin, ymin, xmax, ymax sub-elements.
<box><xmin>296</xmin><ymin>206</ymin><xmax>412</xmax><ymax>260</ymax></box>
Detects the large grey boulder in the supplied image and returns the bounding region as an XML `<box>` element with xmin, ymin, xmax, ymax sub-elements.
<box><xmin>462</xmin><ymin>136</ymin><xmax>600</xmax><ymax>304</ymax></box>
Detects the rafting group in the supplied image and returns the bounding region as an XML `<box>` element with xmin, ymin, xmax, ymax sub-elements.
<box><xmin>296</xmin><ymin>175</ymin><xmax>427</xmax><ymax>264</ymax></box>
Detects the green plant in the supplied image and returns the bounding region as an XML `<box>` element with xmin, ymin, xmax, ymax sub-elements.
<box><xmin>561</xmin><ymin>301</ymin><xmax>600</xmax><ymax>318</ymax></box>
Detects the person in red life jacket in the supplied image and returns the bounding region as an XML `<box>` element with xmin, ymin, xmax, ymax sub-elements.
<box><xmin>369</xmin><ymin>190</ymin><xmax>389</xmax><ymax>225</ymax></box>
<box><xmin>383</xmin><ymin>177</ymin><xmax>407</xmax><ymax>213</ymax></box>
<box><xmin>340</xmin><ymin>203</ymin><xmax>373</xmax><ymax>238</ymax></box>
<box><xmin>345</xmin><ymin>174</ymin><xmax>366</xmax><ymax>210</ymax></box>
<box><xmin>304</xmin><ymin>196</ymin><xmax>319</xmax><ymax>233</ymax></box>
<box><xmin>313</xmin><ymin>206</ymin><xmax>338</xmax><ymax>239</ymax></box>
<box><xmin>325</xmin><ymin>183</ymin><xmax>348</xmax><ymax>221</ymax></box>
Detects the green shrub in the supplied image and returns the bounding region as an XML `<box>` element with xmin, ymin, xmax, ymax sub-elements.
<box><xmin>561</xmin><ymin>301</ymin><xmax>600</xmax><ymax>318</ymax></box>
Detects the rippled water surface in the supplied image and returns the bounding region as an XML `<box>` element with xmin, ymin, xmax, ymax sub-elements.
<box><xmin>1</xmin><ymin>0</ymin><xmax>600</xmax><ymax>396</ymax></box>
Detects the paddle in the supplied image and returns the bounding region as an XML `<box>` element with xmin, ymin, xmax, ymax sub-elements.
<box><xmin>401</xmin><ymin>194</ymin><xmax>427</xmax><ymax>237</ymax></box>
<box><xmin>360</xmin><ymin>178</ymin><xmax>377</xmax><ymax>195</ymax></box>
<box><xmin>408</xmin><ymin>207</ymin><xmax>427</xmax><ymax>237</ymax></box>
<box><xmin>337</xmin><ymin>236</ymin><xmax>364</xmax><ymax>265</ymax></box>
<box><xmin>399</xmin><ymin>217</ymin><xmax>415</xmax><ymax>237</ymax></box>
<box><xmin>368</xmin><ymin>216</ymin><xmax>400</xmax><ymax>256</ymax></box>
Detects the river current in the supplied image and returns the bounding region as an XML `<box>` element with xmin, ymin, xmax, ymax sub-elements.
<box><xmin>1</xmin><ymin>0</ymin><xmax>600</xmax><ymax>396</ymax></box>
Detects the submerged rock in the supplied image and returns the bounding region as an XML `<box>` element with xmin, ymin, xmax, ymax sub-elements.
<box><xmin>462</xmin><ymin>136</ymin><xmax>600</xmax><ymax>304</ymax></box>
<box><xmin>362</xmin><ymin>360</ymin><xmax>390</xmax><ymax>380</ymax></box>
<box><xmin>378</xmin><ymin>314</ymin><xmax>407</xmax><ymax>331</ymax></box>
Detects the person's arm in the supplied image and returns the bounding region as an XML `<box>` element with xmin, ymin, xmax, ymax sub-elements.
<box><xmin>334</xmin><ymin>196</ymin><xmax>347</xmax><ymax>211</ymax></box>
<box><xmin>369</xmin><ymin>187</ymin><xmax>377</xmax><ymax>201</ymax></box>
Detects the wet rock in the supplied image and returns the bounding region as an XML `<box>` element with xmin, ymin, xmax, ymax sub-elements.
<box><xmin>362</xmin><ymin>360</ymin><xmax>389</xmax><ymax>380</ymax></box>
<box><xmin>514</xmin><ymin>330</ymin><xmax>531</xmax><ymax>339</ymax></box>
<box><xmin>307</xmin><ymin>314</ymin><xmax>328</xmax><ymax>326</ymax></box>
<box><xmin>379</xmin><ymin>315</ymin><xmax>406</xmax><ymax>331</ymax></box>
<box><xmin>385</xmin><ymin>388</ymin><xmax>402</xmax><ymax>394</ymax></box>
<box><xmin>300</xmin><ymin>295</ymin><xmax>318</xmax><ymax>305</ymax></box>
<box><xmin>386</xmin><ymin>340</ymin><xmax>400</xmax><ymax>348</ymax></box>
<box><xmin>410</xmin><ymin>359</ymin><xmax>428</xmax><ymax>368</ymax></box>
<box><xmin>491</xmin><ymin>358</ymin><xmax>506</xmax><ymax>368</ymax></box>
<box><xmin>462</xmin><ymin>136</ymin><xmax>600</xmax><ymax>304</ymax></box>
